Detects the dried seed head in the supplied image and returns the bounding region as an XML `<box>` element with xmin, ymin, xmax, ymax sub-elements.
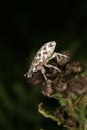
<box><xmin>54</xmin><ymin>79</ymin><xmax>68</xmax><ymax>92</ymax></box>
<box><xmin>25</xmin><ymin>71</ymin><xmax>43</xmax><ymax>85</ymax></box>
<box><xmin>64</xmin><ymin>116</ymin><xmax>75</xmax><ymax>127</ymax></box>
<box><xmin>70</xmin><ymin>76</ymin><xmax>87</xmax><ymax>95</ymax></box>
<box><xmin>57</xmin><ymin>50</ymin><xmax>70</xmax><ymax>66</ymax></box>
<box><xmin>54</xmin><ymin>108</ymin><xmax>64</xmax><ymax>120</ymax></box>
<box><xmin>41</xmin><ymin>81</ymin><xmax>54</xmax><ymax>97</ymax></box>
<box><xmin>65</xmin><ymin>61</ymin><xmax>84</xmax><ymax>75</ymax></box>
<box><xmin>60</xmin><ymin>50</ymin><xmax>71</xmax><ymax>58</ymax></box>
<box><xmin>45</xmin><ymin>67</ymin><xmax>59</xmax><ymax>80</ymax></box>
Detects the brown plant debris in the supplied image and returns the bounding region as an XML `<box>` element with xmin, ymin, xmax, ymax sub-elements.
<box><xmin>26</xmin><ymin>50</ymin><xmax>87</xmax><ymax>97</ymax></box>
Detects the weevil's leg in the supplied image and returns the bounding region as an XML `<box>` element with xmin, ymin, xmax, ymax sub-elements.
<box><xmin>45</xmin><ymin>52</ymin><xmax>61</xmax><ymax>72</ymax></box>
<box><xmin>56</xmin><ymin>53</ymin><xmax>68</xmax><ymax>62</ymax></box>
<box><xmin>46</xmin><ymin>52</ymin><xmax>68</xmax><ymax>63</ymax></box>
<box><xmin>41</xmin><ymin>67</ymin><xmax>52</xmax><ymax>82</ymax></box>
<box><xmin>45</xmin><ymin>52</ymin><xmax>68</xmax><ymax>73</ymax></box>
<box><xmin>40</xmin><ymin>67</ymin><xmax>47</xmax><ymax>80</ymax></box>
<box><xmin>47</xmin><ymin>52</ymin><xmax>68</xmax><ymax>63</ymax></box>
<box><xmin>45</xmin><ymin>64</ymin><xmax>61</xmax><ymax>73</ymax></box>
<box><xmin>47</xmin><ymin>52</ymin><xmax>57</xmax><ymax>61</ymax></box>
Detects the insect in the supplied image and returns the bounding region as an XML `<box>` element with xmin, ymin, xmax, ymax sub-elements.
<box><xmin>24</xmin><ymin>41</ymin><xmax>68</xmax><ymax>81</ymax></box>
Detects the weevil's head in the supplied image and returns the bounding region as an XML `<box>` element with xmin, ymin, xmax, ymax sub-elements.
<box><xmin>43</xmin><ymin>41</ymin><xmax>56</xmax><ymax>56</ymax></box>
<box><xmin>46</xmin><ymin>41</ymin><xmax>56</xmax><ymax>50</ymax></box>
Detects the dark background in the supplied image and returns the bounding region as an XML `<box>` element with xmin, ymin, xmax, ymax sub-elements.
<box><xmin>0</xmin><ymin>0</ymin><xmax>87</xmax><ymax>130</ymax></box>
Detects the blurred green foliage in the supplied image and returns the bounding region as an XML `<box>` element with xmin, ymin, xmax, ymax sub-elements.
<box><xmin>0</xmin><ymin>0</ymin><xmax>87</xmax><ymax>130</ymax></box>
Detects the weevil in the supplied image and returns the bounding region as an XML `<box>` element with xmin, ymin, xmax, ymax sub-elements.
<box><xmin>24</xmin><ymin>41</ymin><xmax>68</xmax><ymax>81</ymax></box>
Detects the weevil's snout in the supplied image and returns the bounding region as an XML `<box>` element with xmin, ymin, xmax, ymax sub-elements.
<box><xmin>47</xmin><ymin>41</ymin><xmax>56</xmax><ymax>52</ymax></box>
<box><xmin>49</xmin><ymin>41</ymin><xmax>56</xmax><ymax>47</ymax></box>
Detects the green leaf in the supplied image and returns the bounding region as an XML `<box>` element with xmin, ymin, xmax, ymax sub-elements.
<box><xmin>70</xmin><ymin>92</ymin><xmax>77</xmax><ymax>100</ymax></box>
<box><xmin>59</xmin><ymin>98</ymin><xmax>67</xmax><ymax>107</ymax></box>
<box><xmin>53</xmin><ymin>93</ymin><xmax>63</xmax><ymax>99</ymax></box>
<box><xmin>38</xmin><ymin>102</ymin><xmax>64</xmax><ymax>125</ymax></box>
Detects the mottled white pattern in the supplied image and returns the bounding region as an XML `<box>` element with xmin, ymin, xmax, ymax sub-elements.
<box><xmin>25</xmin><ymin>41</ymin><xmax>68</xmax><ymax>81</ymax></box>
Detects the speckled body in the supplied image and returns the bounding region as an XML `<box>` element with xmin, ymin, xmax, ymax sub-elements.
<box><xmin>25</xmin><ymin>41</ymin><xmax>68</xmax><ymax>81</ymax></box>
<box><xmin>27</xmin><ymin>41</ymin><xmax>56</xmax><ymax>78</ymax></box>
